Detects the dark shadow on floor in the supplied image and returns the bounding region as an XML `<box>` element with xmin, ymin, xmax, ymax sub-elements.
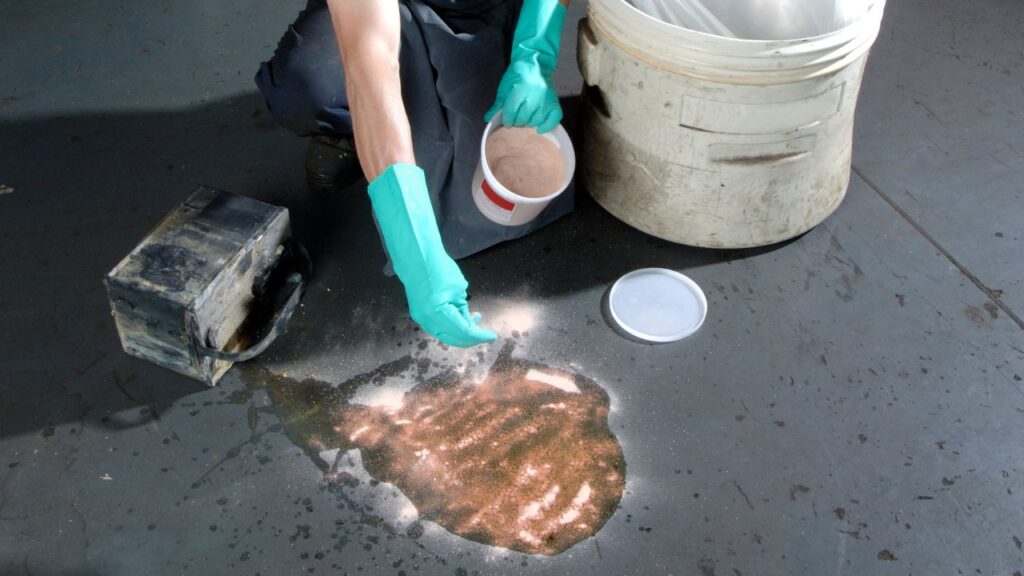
<box><xmin>0</xmin><ymin>92</ymin><xmax>786</xmax><ymax>440</ymax></box>
<box><xmin>0</xmin><ymin>93</ymin><xmax>318</xmax><ymax>441</ymax></box>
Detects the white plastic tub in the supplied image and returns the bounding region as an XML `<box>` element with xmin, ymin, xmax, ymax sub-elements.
<box><xmin>577</xmin><ymin>0</ymin><xmax>886</xmax><ymax>247</ymax></box>
<box><xmin>472</xmin><ymin>113</ymin><xmax>576</xmax><ymax>226</ymax></box>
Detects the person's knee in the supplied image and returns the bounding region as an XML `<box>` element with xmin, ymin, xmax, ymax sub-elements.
<box><xmin>256</xmin><ymin>58</ymin><xmax>334</xmax><ymax>136</ymax></box>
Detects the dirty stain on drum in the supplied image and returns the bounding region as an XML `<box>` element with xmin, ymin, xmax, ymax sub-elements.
<box><xmin>260</xmin><ymin>343</ymin><xmax>625</xmax><ymax>555</ymax></box>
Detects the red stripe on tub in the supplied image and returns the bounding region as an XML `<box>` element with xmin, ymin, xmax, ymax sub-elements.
<box><xmin>482</xmin><ymin>180</ymin><xmax>515</xmax><ymax>212</ymax></box>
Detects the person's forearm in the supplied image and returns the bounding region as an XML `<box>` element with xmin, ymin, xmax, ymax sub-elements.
<box><xmin>326</xmin><ymin>0</ymin><xmax>415</xmax><ymax>181</ymax></box>
<box><xmin>344</xmin><ymin>53</ymin><xmax>415</xmax><ymax>180</ymax></box>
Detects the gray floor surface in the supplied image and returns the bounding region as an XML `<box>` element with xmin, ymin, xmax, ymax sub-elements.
<box><xmin>2</xmin><ymin>0</ymin><xmax>1022</xmax><ymax>574</ymax></box>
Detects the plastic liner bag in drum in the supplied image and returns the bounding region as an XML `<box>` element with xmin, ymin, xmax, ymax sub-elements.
<box><xmin>626</xmin><ymin>0</ymin><xmax>869</xmax><ymax>40</ymax></box>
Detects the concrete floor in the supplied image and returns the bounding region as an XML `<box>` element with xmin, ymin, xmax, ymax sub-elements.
<box><xmin>2</xmin><ymin>0</ymin><xmax>1023</xmax><ymax>574</ymax></box>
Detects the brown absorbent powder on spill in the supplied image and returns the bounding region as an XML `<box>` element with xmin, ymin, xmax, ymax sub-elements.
<box><xmin>263</xmin><ymin>345</ymin><xmax>625</xmax><ymax>555</ymax></box>
<box><xmin>485</xmin><ymin>127</ymin><xmax>565</xmax><ymax>198</ymax></box>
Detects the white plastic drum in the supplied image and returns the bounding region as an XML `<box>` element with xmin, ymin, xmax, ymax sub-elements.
<box><xmin>577</xmin><ymin>0</ymin><xmax>886</xmax><ymax>248</ymax></box>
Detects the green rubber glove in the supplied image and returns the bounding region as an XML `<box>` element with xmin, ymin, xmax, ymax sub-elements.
<box><xmin>484</xmin><ymin>0</ymin><xmax>566</xmax><ymax>133</ymax></box>
<box><xmin>368</xmin><ymin>164</ymin><xmax>497</xmax><ymax>348</ymax></box>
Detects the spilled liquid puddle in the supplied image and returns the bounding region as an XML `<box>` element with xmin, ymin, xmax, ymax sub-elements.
<box><xmin>257</xmin><ymin>343</ymin><xmax>625</xmax><ymax>555</ymax></box>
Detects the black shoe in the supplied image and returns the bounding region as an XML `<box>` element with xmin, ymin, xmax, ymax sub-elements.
<box><xmin>305</xmin><ymin>135</ymin><xmax>362</xmax><ymax>192</ymax></box>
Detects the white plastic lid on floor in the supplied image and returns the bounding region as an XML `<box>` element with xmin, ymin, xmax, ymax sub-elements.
<box><xmin>608</xmin><ymin>268</ymin><xmax>707</xmax><ymax>342</ymax></box>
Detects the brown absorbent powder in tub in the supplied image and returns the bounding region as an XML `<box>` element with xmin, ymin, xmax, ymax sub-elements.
<box><xmin>485</xmin><ymin>127</ymin><xmax>565</xmax><ymax>198</ymax></box>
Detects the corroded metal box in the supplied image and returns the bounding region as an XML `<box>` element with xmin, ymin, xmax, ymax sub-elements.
<box><xmin>105</xmin><ymin>187</ymin><xmax>300</xmax><ymax>385</ymax></box>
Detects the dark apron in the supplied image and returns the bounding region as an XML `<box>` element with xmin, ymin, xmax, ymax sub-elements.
<box><xmin>256</xmin><ymin>0</ymin><xmax>574</xmax><ymax>261</ymax></box>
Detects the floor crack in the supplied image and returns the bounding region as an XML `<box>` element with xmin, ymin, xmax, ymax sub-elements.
<box><xmin>734</xmin><ymin>481</ymin><xmax>755</xmax><ymax>510</ymax></box>
<box><xmin>852</xmin><ymin>165</ymin><xmax>1024</xmax><ymax>330</ymax></box>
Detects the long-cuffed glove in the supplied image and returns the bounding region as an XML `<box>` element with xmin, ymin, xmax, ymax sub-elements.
<box><xmin>484</xmin><ymin>0</ymin><xmax>566</xmax><ymax>133</ymax></box>
<box><xmin>368</xmin><ymin>164</ymin><xmax>497</xmax><ymax>347</ymax></box>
